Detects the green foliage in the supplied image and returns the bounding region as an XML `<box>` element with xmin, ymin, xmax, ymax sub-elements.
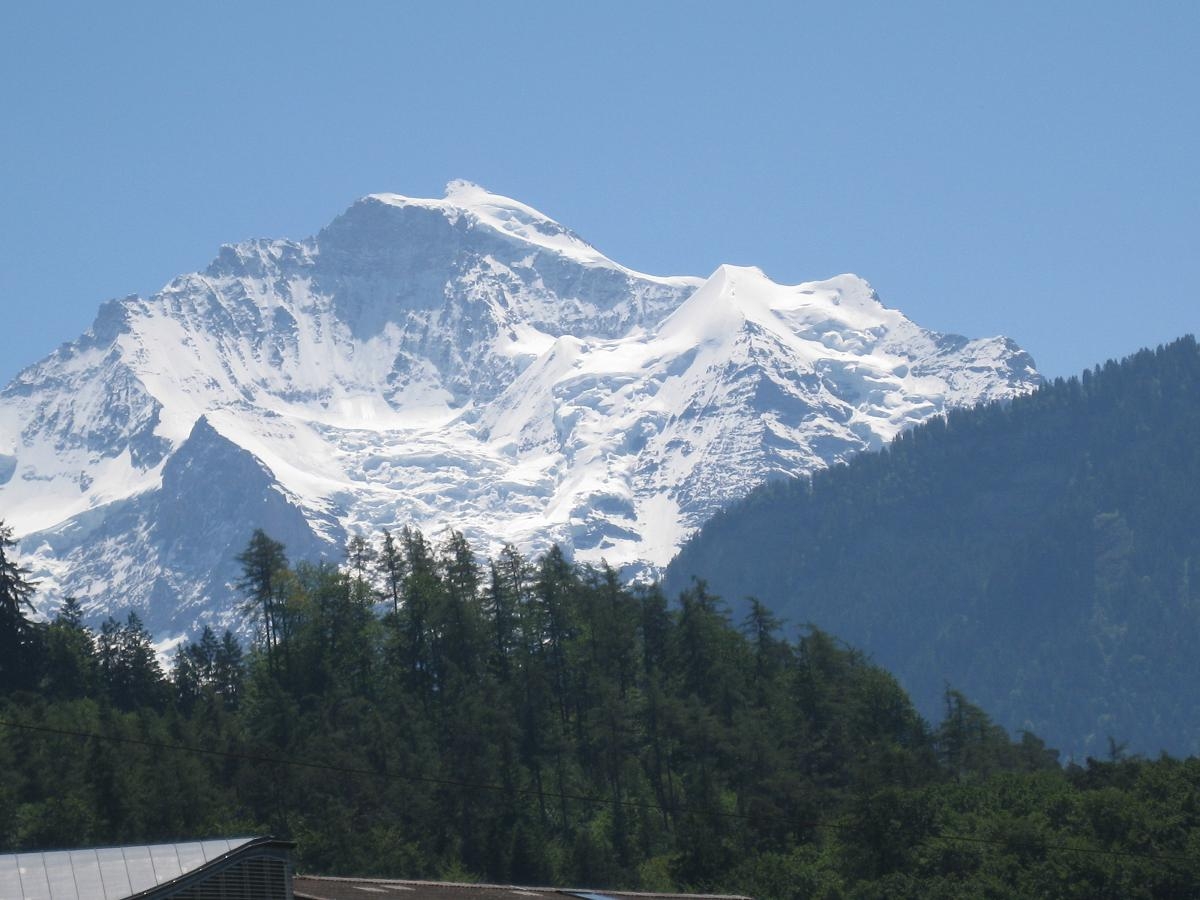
<box><xmin>236</xmin><ymin>528</ymin><xmax>290</xmax><ymax>674</ymax></box>
<box><xmin>41</xmin><ymin>597</ymin><xmax>100</xmax><ymax>700</ymax></box>
<box><xmin>97</xmin><ymin>612</ymin><xmax>168</xmax><ymax>712</ymax></box>
<box><xmin>666</xmin><ymin>336</ymin><xmax>1200</xmax><ymax>759</ymax></box>
<box><xmin>0</xmin><ymin>527</ymin><xmax>1198</xmax><ymax>896</ymax></box>
<box><xmin>0</xmin><ymin>520</ymin><xmax>41</xmax><ymax>693</ymax></box>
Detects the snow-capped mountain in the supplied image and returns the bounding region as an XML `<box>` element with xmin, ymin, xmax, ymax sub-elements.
<box><xmin>0</xmin><ymin>181</ymin><xmax>1040</xmax><ymax>637</ymax></box>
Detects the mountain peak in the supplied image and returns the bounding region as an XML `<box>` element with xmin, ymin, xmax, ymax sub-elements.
<box><xmin>359</xmin><ymin>182</ymin><xmax>618</xmax><ymax>269</ymax></box>
<box><xmin>364</xmin><ymin>179</ymin><xmax>524</xmax><ymax>213</ymax></box>
<box><xmin>0</xmin><ymin>186</ymin><xmax>1041</xmax><ymax>639</ymax></box>
<box><xmin>442</xmin><ymin>178</ymin><xmax>510</xmax><ymax>205</ymax></box>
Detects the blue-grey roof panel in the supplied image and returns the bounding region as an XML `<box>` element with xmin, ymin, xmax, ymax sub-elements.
<box><xmin>0</xmin><ymin>857</ymin><xmax>16</xmax><ymax>897</ymax></box>
<box><xmin>43</xmin><ymin>853</ymin><xmax>81</xmax><ymax>900</ymax></box>
<box><xmin>146</xmin><ymin>845</ymin><xmax>183</xmax><ymax>885</ymax></box>
<box><xmin>120</xmin><ymin>848</ymin><xmax>157</xmax><ymax>896</ymax></box>
<box><xmin>200</xmin><ymin>840</ymin><xmax>235</xmax><ymax>864</ymax></box>
<box><xmin>172</xmin><ymin>842</ymin><xmax>207</xmax><ymax>878</ymax></box>
<box><xmin>67</xmin><ymin>852</ymin><xmax>103</xmax><ymax>899</ymax></box>
<box><xmin>0</xmin><ymin>838</ymin><xmax>256</xmax><ymax>900</ymax></box>
<box><xmin>9</xmin><ymin>854</ymin><xmax>46</xmax><ymax>900</ymax></box>
<box><xmin>96</xmin><ymin>848</ymin><xmax>133</xmax><ymax>898</ymax></box>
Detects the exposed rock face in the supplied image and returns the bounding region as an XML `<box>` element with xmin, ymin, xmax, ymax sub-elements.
<box><xmin>0</xmin><ymin>182</ymin><xmax>1039</xmax><ymax>637</ymax></box>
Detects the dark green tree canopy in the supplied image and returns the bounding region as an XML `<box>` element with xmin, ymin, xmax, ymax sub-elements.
<box><xmin>3</xmin><ymin>515</ymin><xmax>1198</xmax><ymax>896</ymax></box>
<box><xmin>0</xmin><ymin>520</ymin><xmax>40</xmax><ymax>692</ymax></box>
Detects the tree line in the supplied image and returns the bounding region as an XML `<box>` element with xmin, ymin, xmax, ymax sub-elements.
<box><xmin>666</xmin><ymin>335</ymin><xmax>1200</xmax><ymax>759</ymax></box>
<box><xmin>1</xmin><ymin>522</ymin><xmax>1199</xmax><ymax>897</ymax></box>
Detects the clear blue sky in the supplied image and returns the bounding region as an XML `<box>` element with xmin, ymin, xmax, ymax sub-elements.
<box><xmin>2</xmin><ymin>2</ymin><xmax>1196</xmax><ymax>384</ymax></box>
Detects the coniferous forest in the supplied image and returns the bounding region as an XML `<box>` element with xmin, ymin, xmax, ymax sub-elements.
<box><xmin>667</xmin><ymin>336</ymin><xmax>1200</xmax><ymax>760</ymax></box>
<box><xmin>2</xmin><ymin>523</ymin><xmax>1200</xmax><ymax>898</ymax></box>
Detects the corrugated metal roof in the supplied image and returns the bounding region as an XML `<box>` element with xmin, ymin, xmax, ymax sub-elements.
<box><xmin>0</xmin><ymin>838</ymin><xmax>256</xmax><ymax>900</ymax></box>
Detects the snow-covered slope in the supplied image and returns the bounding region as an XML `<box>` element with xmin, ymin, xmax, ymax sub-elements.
<box><xmin>0</xmin><ymin>181</ymin><xmax>1040</xmax><ymax>637</ymax></box>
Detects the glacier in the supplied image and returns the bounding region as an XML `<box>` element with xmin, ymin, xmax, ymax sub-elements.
<box><xmin>0</xmin><ymin>180</ymin><xmax>1040</xmax><ymax>638</ymax></box>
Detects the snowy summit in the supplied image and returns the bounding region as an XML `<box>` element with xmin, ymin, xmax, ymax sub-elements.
<box><xmin>0</xmin><ymin>182</ymin><xmax>1040</xmax><ymax>636</ymax></box>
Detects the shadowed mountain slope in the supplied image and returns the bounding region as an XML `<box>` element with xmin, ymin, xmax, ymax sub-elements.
<box><xmin>666</xmin><ymin>336</ymin><xmax>1200</xmax><ymax>758</ymax></box>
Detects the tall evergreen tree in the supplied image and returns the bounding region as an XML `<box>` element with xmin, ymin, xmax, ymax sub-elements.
<box><xmin>345</xmin><ymin>533</ymin><xmax>377</xmax><ymax>607</ymax></box>
<box><xmin>98</xmin><ymin>611</ymin><xmax>167</xmax><ymax>711</ymax></box>
<box><xmin>41</xmin><ymin>596</ymin><xmax>98</xmax><ymax>699</ymax></box>
<box><xmin>236</xmin><ymin>529</ymin><xmax>290</xmax><ymax>674</ymax></box>
<box><xmin>214</xmin><ymin>629</ymin><xmax>245</xmax><ymax>707</ymax></box>
<box><xmin>377</xmin><ymin>529</ymin><xmax>406</xmax><ymax>616</ymax></box>
<box><xmin>0</xmin><ymin>520</ymin><xmax>40</xmax><ymax>692</ymax></box>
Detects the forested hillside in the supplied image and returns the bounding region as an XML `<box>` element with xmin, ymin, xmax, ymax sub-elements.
<box><xmin>3</xmin><ymin>525</ymin><xmax>1199</xmax><ymax>897</ymax></box>
<box><xmin>666</xmin><ymin>336</ymin><xmax>1200</xmax><ymax>759</ymax></box>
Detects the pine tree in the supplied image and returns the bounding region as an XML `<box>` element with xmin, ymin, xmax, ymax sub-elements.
<box><xmin>172</xmin><ymin>642</ymin><xmax>202</xmax><ymax>712</ymax></box>
<box><xmin>236</xmin><ymin>529</ymin><xmax>290</xmax><ymax>674</ymax></box>
<box><xmin>0</xmin><ymin>520</ymin><xmax>40</xmax><ymax>692</ymax></box>
<box><xmin>214</xmin><ymin>629</ymin><xmax>245</xmax><ymax>707</ymax></box>
<box><xmin>41</xmin><ymin>596</ymin><xmax>99</xmax><ymax>699</ymax></box>
<box><xmin>377</xmin><ymin>529</ymin><xmax>406</xmax><ymax>616</ymax></box>
<box><xmin>484</xmin><ymin>545</ymin><xmax>527</xmax><ymax>681</ymax></box>
<box><xmin>345</xmin><ymin>533</ymin><xmax>377</xmax><ymax>607</ymax></box>
<box><xmin>99</xmin><ymin>612</ymin><xmax>167</xmax><ymax>710</ymax></box>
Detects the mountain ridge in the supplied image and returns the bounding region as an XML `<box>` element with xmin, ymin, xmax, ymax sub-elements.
<box><xmin>0</xmin><ymin>182</ymin><xmax>1040</xmax><ymax>637</ymax></box>
<box><xmin>664</xmin><ymin>335</ymin><xmax>1200</xmax><ymax>758</ymax></box>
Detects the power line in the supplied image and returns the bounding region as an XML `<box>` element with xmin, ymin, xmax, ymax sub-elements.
<box><xmin>0</xmin><ymin>717</ymin><xmax>1195</xmax><ymax>869</ymax></box>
